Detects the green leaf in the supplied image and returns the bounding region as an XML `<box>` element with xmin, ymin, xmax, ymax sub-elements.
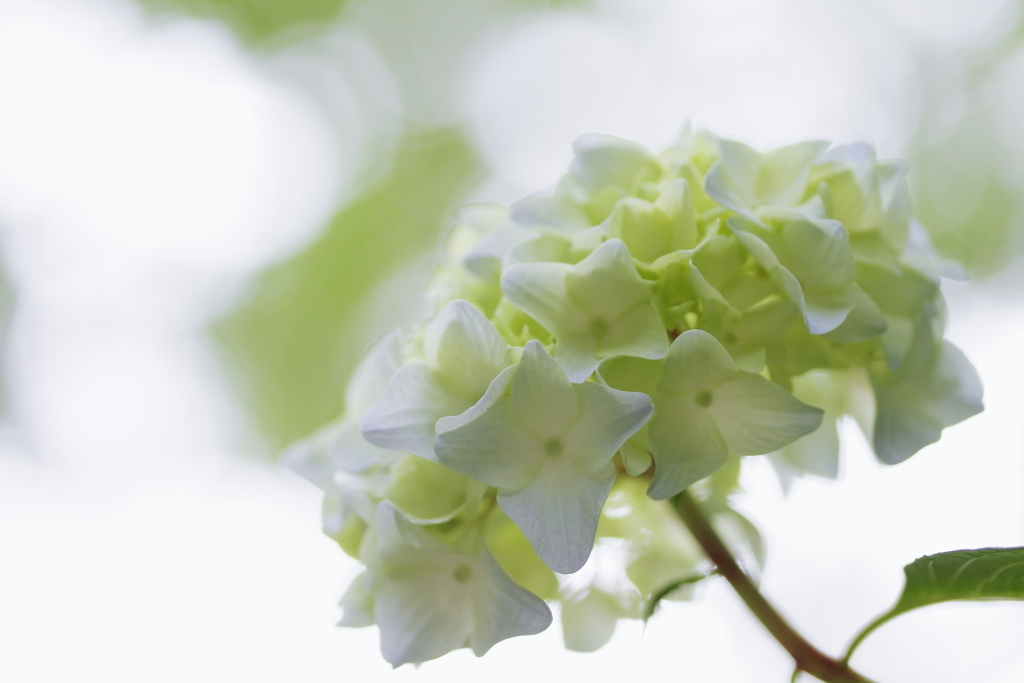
<box><xmin>844</xmin><ymin>547</ymin><xmax>1024</xmax><ymax>663</ymax></box>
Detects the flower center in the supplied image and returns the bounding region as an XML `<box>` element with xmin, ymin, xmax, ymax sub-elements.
<box><xmin>722</xmin><ymin>331</ymin><xmax>738</xmax><ymax>346</ymax></box>
<box><xmin>695</xmin><ymin>390</ymin><xmax>713</xmax><ymax>408</ymax></box>
<box><xmin>453</xmin><ymin>565</ymin><xmax>472</xmax><ymax>584</ymax></box>
<box><xmin>589</xmin><ymin>317</ymin><xmax>609</xmax><ymax>339</ymax></box>
<box><xmin>544</xmin><ymin>438</ymin><xmax>564</xmax><ymax>457</ymax></box>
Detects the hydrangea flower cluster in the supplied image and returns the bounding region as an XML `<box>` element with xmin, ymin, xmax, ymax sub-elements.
<box><xmin>286</xmin><ymin>127</ymin><xmax>983</xmax><ymax>666</ymax></box>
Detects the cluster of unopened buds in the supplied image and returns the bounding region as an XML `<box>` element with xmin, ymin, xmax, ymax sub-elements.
<box><xmin>286</xmin><ymin>126</ymin><xmax>983</xmax><ymax>666</ymax></box>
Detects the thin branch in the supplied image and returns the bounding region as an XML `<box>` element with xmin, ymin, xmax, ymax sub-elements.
<box><xmin>675</xmin><ymin>489</ymin><xmax>879</xmax><ymax>683</ymax></box>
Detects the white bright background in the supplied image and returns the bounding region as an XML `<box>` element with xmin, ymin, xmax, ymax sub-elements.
<box><xmin>0</xmin><ymin>0</ymin><xmax>1022</xmax><ymax>681</ymax></box>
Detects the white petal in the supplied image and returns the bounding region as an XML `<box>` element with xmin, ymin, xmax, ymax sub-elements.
<box><xmin>563</xmin><ymin>382</ymin><xmax>653</xmax><ymax>473</ymax></box>
<box><xmin>501</xmin><ymin>260</ymin><xmax>580</xmax><ymax>333</ymax></box>
<box><xmin>597</xmin><ymin>302</ymin><xmax>669</xmax><ymax>361</ymax></box>
<box><xmin>512</xmin><ymin>340</ymin><xmax>580</xmax><ymax>437</ymax></box>
<box><xmin>498</xmin><ymin>459</ymin><xmax>616</xmax><ymax>573</ymax></box>
<box><xmin>710</xmin><ymin>373</ymin><xmax>824</xmax><ymax>455</ymax></box>
<box><xmin>345</xmin><ymin>328</ymin><xmax>404</xmax><ymax>413</ymax></box>
<box><xmin>361</xmin><ymin>363</ymin><xmax>471</xmax><ymax>460</ymax></box>
<box><xmin>375</xmin><ymin>562</ymin><xmax>474</xmax><ymax>666</ymax></box>
<box><xmin>554</xmin><ymin>335</ymin><xmax>601</xmax><ymax>382</ymax></box>
<box><xmin>434</xmin><ymin>396</ymin><xmax>545</xmax><ymax>491</ymax></box>
<box><xmin>469</xmin><ymin>547</ymin><xmax>553</xmax><ymax>656</ymax></box>
<box><xmin>435</xmin><ymin>364</ymin><xmax>516</xmax><ymax>434</ymax></box>
<box><xmin>647</xmin><ymin>398</ymin><xmax>728</xmax><ymax>500</ymax></box>
<box><xmin>282</xmin><ymin>423</ymin><xmax>340</xmax><ymax>491</ymax></box>
<box><xmin>659</xmin><ymin>330</ymin><xmax>740</xmax><ymax>395</ymax></box>
<box><xmin>338</xmin><ymin>571</ymin><xmax>375</xmax><ymax>628</ymax></box>
<box><xmin>423</xmin><ymin>299</ymin><xmax>511</xmax><ymax>399</ymax></box>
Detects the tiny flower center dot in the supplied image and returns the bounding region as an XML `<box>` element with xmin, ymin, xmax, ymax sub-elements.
<box><xmin>453</xmin><ymin>565</ymin><xmax>472</xmax><ymax>584</ymax></box>
<box><xmin>695</xmin><ymin>390</ymin><xmax>714</xmax><ymax>408</ymax></box>
<box><xmin>544</xmin><ymin>438</ymin><xmax>564</xmax><ymax>457</ymax></box>
<box><xmin>722</xmin><ymin>331</ymin><xmax>738</xmax><ymax>346</ymax></box>
<box><xmin>589</xmin><ymin>317</ymin><xmax>609</xmax><ymax>339</ymax></box>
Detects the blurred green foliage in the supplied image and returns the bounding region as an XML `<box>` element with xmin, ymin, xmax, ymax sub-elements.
<box><xmin>213</xmin><ymin>127</ymin><xmax>480</xmax><ymax>451</ymax></box>
<box><xmin>137</xmin><ymin>0</ymin><xmax>349</xmax><ymax>44</ymax></box>
<box><xmin>912</xmin><ymin>109</ymin><xmax>1023</xmax><ymax>276</ymax></box>
<box><xmin>136</xmin><ymin>0</ymin><xmax>588</xmax><ymax>46</ymax></box>
<box><xmin>910</xmin><ymin>8</ymin><xmax>1024</xmax><ymax>277</ymax></box>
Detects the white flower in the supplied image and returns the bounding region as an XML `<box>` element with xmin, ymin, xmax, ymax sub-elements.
<box><xmin>434</xmin><ymin>340</ymin><xmax>652</xmax><ymax>573</ymax></box>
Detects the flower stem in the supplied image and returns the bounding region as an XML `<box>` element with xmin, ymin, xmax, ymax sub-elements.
<box><xmin>675</xmin><ymin>489</ymin><xmax>879</xmax><ymax>683</ymax></box>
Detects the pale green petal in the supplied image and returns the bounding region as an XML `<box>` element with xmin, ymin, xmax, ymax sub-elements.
<box><xmin>654</xmin><ymin>177</ymin><xmax>699</xmax><ymax>250</ymax></box>
<box><xmin>561</xmin><ymin>590</ymin><xmax>623</xmax><ymax>652</ymax></box>
<box><xmin>435</xmin><ymin>364</ymin><xmax>516</xmax><ymax>434</ymax></box>
<box><xmin>498</xmin><ymin>459</ymin><xmax>616</xmax><ymax>573</ymax></box>
<box><xmin>338</xmin><ymin>571</ymin><xmax>375</xmax><ymax>628</ymax></box>
<box><xmin>710</xmin><ymin>374</ymin><xmax>823</xmax><ymax>455</ymax></box>
<box><xmin>596</xmin><ymin>355</ymin><xmax>663</xmax><ymax>396</ymax></box>
<box><xmin>688</xmin><ymin>262</ymin><xmax>729</xmax><ymax>308</ymax></box>
<box><xmin>570</xmin><ymin>133</ymin><xmax>657</xmax><ymax>193</ymax></box>
<box><xmin>434</xmin><ymin>396</ymin><xmax>545</xmax><ymax>490</ymax></box>
<box><xmin>361</xmin><ymin>363</ymin><xmax>471</xmax><ymax>460</ymax></box>
<box><xmin>730</xmin><ymin>229</ymin><xmax>809</xmax><ymax>321</ymax></box>
<box><xmin>647</xmin><ymin>398</ymin><xmax>728</xmax><ymax>500</ymax></box>
<box><xmin>483</xmin><ymin>509</ymin><xmax>560</xmax><ymax>600</ymax></box>
<box><xmin>596</xmin><ymin>302</ymin><xmax>670</xmax><ymax>361</ymax></box>
<box><xmin>602</xmin><ymin>197</ymin><xmax>674</xmax><ymax>263</ymax></box>
<box><xmin>734</xmin><ymin>225</ymin><xmax>849</xmax><ymax>334</ymax></box>
<box><xmin>503</xmin><ymin>233</ymin><xmax>573</xmax><ymax>268</ymax></box>
<box><xmin>423</xmin><ymin>299</ymin><xmax>512</xmax><ymax>399</ymax></box>
<box><xmin>706</xmin><ymin>138</ymin><xmax>826</xmax><ymax>213</ymax></box>
<box><xmin>469</xmin><ymin>547</ymin><xmax>553</xmax><ymax>656</ymax></box>
<box><xmin>758</xmin><ymin>140</ymin><xmax>829</xmax><ymax>205</ymax></box>
<box><xmin>821</xmin><ymin>284</ymin><xmax>887</xmax><ymax>344</ymax></box>
<box><xmin>505</xmin><ymin>239</ymin><xmax>665</xmax><ymax>380</ymax></box>
<box><xmin>595</xmin><ymin>356</ymin><xmax>661</xmax><ymax>476</ymax></box>
<box><xmin>564</xmin><ymin>239</ymin><xmax>652</xmax><ymax>320</ymax></box>
<box><xmin>562</xmin><ymin>382</ymin><xmax>653</xmax><ymax>473</ymax></box>
<box><xmin>553</xmin><ymin>334</ymin><xmax>601</xmax><ymax>383</ymax></box>
<box><xmin>568</xmin><ymin>225</ymin><xmax>606</xmax><ymax>259</ymax></box>
<box><xmin>659</xmin><ymin>330</ymin><xmax>740</xmax><ymax>395</ymax></box>
<box><xmin>779</xmin><ymin>219</ymin><xmax>855</xmax><ymax>294</ymax></box>
<box><xmin>386</xmin><ymin>455</ymin><xmax>486</xmax><ymax>525</ymax></box>
<box><xmin>501</xmin><ymin>260</ymin><xmax>580</xmax><ymax>332</ymax></box>
<box><xmin>620</xmin><ymin>438</ymin><xmax>653</xmax><ymax>476</ymax></box>
<box><xmin>511</xmin><ymin>340</ymin><xmax>581</xmax><ymax>438</ymax></box>
<box><xmin>707</xmin><ymin>299</ymin><xmax>799</xmax><ymax>358</ymax></box>
<box><xmin>704</xmin><ymin>139</ymin><xmax>762</xmax><ymax>212</ymax></box>
<box><xmin>769</xmin><ymin>370</ymin><xmax>844</xmax><ymax>480</ymax></box>
<box><xmin>803</xmin><ymin>296</ymin><xmax>856</xmax><ymax>335</ymax></box>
